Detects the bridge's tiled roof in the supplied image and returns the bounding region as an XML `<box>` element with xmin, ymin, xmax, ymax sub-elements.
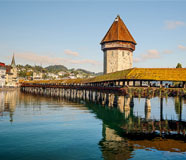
<box><xmin>88</xmin><ymin>69</ymin><xmax>131</xmax><ymax>83</ymax></box>
<box><xmin>101</xmin><ymin>15</ymin><xmax>136</xmax><ymax>45</ymax></box>
<box><xmin>22</xmin><ymin>68</ymin><xmax>186</xmax><ymax>84</ymax></box>
<box><xmin>22</xmin><ymin>78</ymin><xmax>86</xmax><ymax>84</ymax></box>
<box><xmin>128</xmin><ymin>68</ymin><xmax>186</xmax><ymax>81</ymax></box>
<box><xmin>88</xmin><ymin>68</ymin><xmax>186</xmax><ymax>83</ymax></box>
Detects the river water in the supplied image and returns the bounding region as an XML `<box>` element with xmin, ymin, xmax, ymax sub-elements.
<box><xmin>0</xmin><ymin>89</ymin><xmax>186</xmax><ymax>160</ymax></box>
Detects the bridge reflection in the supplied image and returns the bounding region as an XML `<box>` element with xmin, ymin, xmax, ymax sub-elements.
<box><xmin>1</xmin><ymin>90</ymin><xmax>185</xmax><ymax>136</ymax></box>
<box><xmin>1</xmin><ymin>90</ymin><xmax>186</xmax><ymax>158</ymax></box>
<box><xmin>86</xmin><ymin>98</ymin><xmax>186</xmax><ymax>137</ymax></box>
<box><xmin>85</xmin><ymin>99</ymin><xmax>186</xmax><ymax>159</ymax></box>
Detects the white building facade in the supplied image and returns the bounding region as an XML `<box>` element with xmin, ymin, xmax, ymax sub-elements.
<box><xmin>0</xmin><ymin>63</ymin><xmax>6</xmax><ymax>87</ymax></box>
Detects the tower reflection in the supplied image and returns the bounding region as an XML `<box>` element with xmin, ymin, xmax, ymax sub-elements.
<box><xmin>86</xmin><ymin>98</ymin><xmax>186</xmax><ymax>157</ymax></box>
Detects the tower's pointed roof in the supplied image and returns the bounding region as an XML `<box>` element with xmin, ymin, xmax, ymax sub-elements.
<box><xmin>11</xmin><ymin>54</ymin><xmax>16</xmax><ymax>67</ymax></box>
<box><xmin>101</xmin><ymin>15</ymin><xmax>136</xmax><ymax>45</ymax></box>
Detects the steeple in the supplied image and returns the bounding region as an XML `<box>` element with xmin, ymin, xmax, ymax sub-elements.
<box><xmin>11</xmin><ymin>54</ymin><xmax>16</xmax><ymax>67</ymax></box>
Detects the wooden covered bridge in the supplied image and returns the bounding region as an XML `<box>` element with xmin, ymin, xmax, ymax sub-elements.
<box><xmin>21</xmin><ymin>68</ymin><xmax>186</xmax><ymax>121</ymax></box>
<box><xmin>21</xmin><ymin>68</ymin><xmax>186</xmax><ymax>103</ymax></box>
<box><xmin>21</xmin><ymin>68</ymin><xmax>186</xmax><ymax>88</ymax></box>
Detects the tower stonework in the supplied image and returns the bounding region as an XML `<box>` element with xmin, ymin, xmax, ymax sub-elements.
<box><xmin>101</xmin><ymin>15</ymin><xmax>136</xmax><ymax>74</ymax></box>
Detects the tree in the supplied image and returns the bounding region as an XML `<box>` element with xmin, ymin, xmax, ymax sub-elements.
<box><xmin>42</xmin><ymin>74</ymin><xmax>48</xmax><ymax>80</ymax></box>
<box><xmin>18</xmin><ymin>70</ymin><xmax>27</xmax><ymax>77</ymax></box>
<box><xmin>176</xmin><ymin>63</ymin><xmax>182</xmax><ymax>68</ymax></box>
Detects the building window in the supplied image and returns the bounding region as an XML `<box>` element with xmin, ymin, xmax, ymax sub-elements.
<box><xmin>112</xmin><ymin>51</ymin><xmax>114</xmax><ymax>56</ymax></box>
<box><xmin>122</xmin><ymin>51</ymin><xmax>124</xmax><ymax>56</ymax></box>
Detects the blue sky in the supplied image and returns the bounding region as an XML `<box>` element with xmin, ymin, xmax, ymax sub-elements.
<box><xmin>0</xmin><ymin>0</ymin><xmax>186</xmax><ymax>72</ymax></box>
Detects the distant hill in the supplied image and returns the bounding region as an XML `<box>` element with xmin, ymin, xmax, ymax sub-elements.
<box><xmin>76</xmin><ymin>68</ymin><xmax>95</xmax><ymax>75</ymax></box>
<box><xmin>45</xmin><ymin>65</ymin><xmax>68</xmax><ymax>72</ymax></box>
<box><xmin>95</xmin><ymin>72</ymin><xmax>103</xmax><ymax>76</ymax></box>
<box><xmin>17</xmin><ymin>64</ymin><xmax>101</xmax><ymax>78</ymax></box>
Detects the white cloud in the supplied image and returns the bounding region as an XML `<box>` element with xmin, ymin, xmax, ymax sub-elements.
<box><xmin>141</xmin><ymin>49</ymin><xmax>160</xmax><ymax>59</ymax></box>
<box><xmin>133</xmin><ymin>57</ymin><xmax>141</xmax><ymax>63</ymax></box>
<box><xmin>162</xmin><ymin>50</ymin><xmax>173</xmax><ymax>54</ymax></box>
<box><xmin>178</xmin><ymin>44</ymin><xmax>186</xmax><ymax>50</ymax></box>
<box><xmin>69</xmin><ymin>59</ymin><xmax>100</xmax><ymax>65</ymax></box>
<box><xmin>15</xmin><ymin>52</ymin><xmax>100</xmax><ymax>66</ymax></box>
<box><xmin>64</xmin><ymin>49</ymin><xmax>79</xmax><ymax>56</ymax></box>
<box><xmin>134</xmin><ymin>48</ymin><xmax>176</xmax><ymax>64</ymax></box>
<box><xmin>134</xmin><ymin>49</ymin><xmax>160</xmax><ymax>63</ymax></box>
<box><xmin>165</xmin><ymin>20</ymin><xmax>186</xmax><ymax>30</ymax></box>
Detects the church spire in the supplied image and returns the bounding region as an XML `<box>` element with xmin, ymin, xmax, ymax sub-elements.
<box><xmin>11</xmin><ymin>54</ymin><xmax>16</xmax><ymax>67</ymax></box>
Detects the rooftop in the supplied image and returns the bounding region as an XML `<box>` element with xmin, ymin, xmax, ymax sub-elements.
<box><xmin>0</xmin><ymin>62</ymin><xmax>5</xmax><ymax>67</ymax></box>
<box><xmin>22</xmin><ymin>68</ymin><xmax>186</xmax><ymax>84</ymax></box>
<box><xmin>88</xmin><ymin>68</ymin><xmax>186</xmax><ymax>83</ymax></box>
<box><xmin>101</xmin><ymin>15</ymin><xmax>136</xmax><ymax>45</ymax></box>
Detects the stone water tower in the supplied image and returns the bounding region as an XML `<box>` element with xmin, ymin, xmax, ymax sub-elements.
<box><xmin>101</xmin><ymin>15</ymin><xmax>137</xmax><ymax>74</ymax></box>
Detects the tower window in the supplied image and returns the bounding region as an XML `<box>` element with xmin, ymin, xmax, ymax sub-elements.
<box><xmin>122</xmin><ymin>51</ymin><xmax>124</xmax><ymax>56</ymax></box>
<box><xmin>112</xmin><ymin>51</ymin><xmax>114</xmax><ymax>56</ymax></box>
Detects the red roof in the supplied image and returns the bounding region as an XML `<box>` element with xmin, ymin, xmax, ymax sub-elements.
<box><xmin>6</xmin><ymin>65</ymin><xmax>12</xmax><ymax>74</ymax></box>
<box><xmin>0</xmin><ymin>62</ymin><xmax>5</xmax><ymax>67</ymax></box>
<box><xmin>101</xmin><ymin>15</ymin><xmax>136</xmax><ymax>45</ymax></box>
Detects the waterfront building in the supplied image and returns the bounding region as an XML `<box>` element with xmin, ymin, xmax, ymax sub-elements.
<box><xmin>47</xmin><ymin>73</ymin><xmax>58</xmax><ymax>79</ymax></box>
<box><xmin>0</xmin><ymin>62</ymin><xmax>6</xmax><ymax>87</ymax></box>
<box><xmin>5</xmin><ymin>55</ymin><xmax>18</xmax><ymax>87</ymax></box>
<box><xmin>76</xmin><ymin>73</ymin><xmax>85</xmax><ymax>78</ymax></box>
<box><xmin>58</xmin><ymin>71</ymin><xmax>66</xmax><ymax>76</ymax></box>
<box><xmin>101</xmin><ymin>15</ymin><xmax>136</xmax><ymax>74</ymax></box>
<box><xmin>33</xmin><ymin>72</ymin><xmax>43</xmax><ymax>80</ymax></box>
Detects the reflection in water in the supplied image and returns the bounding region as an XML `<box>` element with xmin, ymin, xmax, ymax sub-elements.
<box><xmin>145</xmin><ymin>97</ymin><xmax>151</xmax><ymax>120</ymax></box>
<box><xmin>86</xmin><ymin>100</ymin><xmax>186</xmax><ymax>159</ymax></box>
<box><xmin>0</xmin><ymin>89</ymin><xmax>19</xmax><ymax>122</ymax></box>
<box><xmin>86</xmin><ymin>96</ymin><xmax>186</xmax><ymax>159</ymax></box>
<box><xmin>175</xmin><ymin>97</ymin><xmax>183</xmax><ymax>121</ymax></box>
<box><xmin>100</xmin><ymin>125</ymin><xmax>133</xmax><ymax>160</ymax></box>
<box><xmin>0</xmin><ymin>90</ymin><xmax>186</xmax><ymax>159</ymax></box>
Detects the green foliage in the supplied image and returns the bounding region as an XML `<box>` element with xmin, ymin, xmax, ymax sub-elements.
<box><xmin>76</xmin><ymin>68</ymin><xmax>95</xmax><ymax>75</ymax></box>
<box><xmin>34</xmin><ymin>65</ymin><xmax>43</xmax><ymax>72</ymax></box>
<box><xmin>18</xmin><ymin>70</ymin><xmax>27</xmax><ymax>77</ymax></box>
<box><xmin>25</xmin><ymin>64</ymin><xmax>32</xmax><ymax>69</ymax></box>
<box><xmin>176</xmin><ymin>63</ymin><xmax>182</xmax><ymax>68</ymax></box>
<box><xmin>45</xmin><ymin>65</ymin><xmax>68</xmax><ymax>73</ymax></box>
<box><xmin>42</xmin><ymin>74</ymin><xmax>48</xmax><ymax>79</ymax></box>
